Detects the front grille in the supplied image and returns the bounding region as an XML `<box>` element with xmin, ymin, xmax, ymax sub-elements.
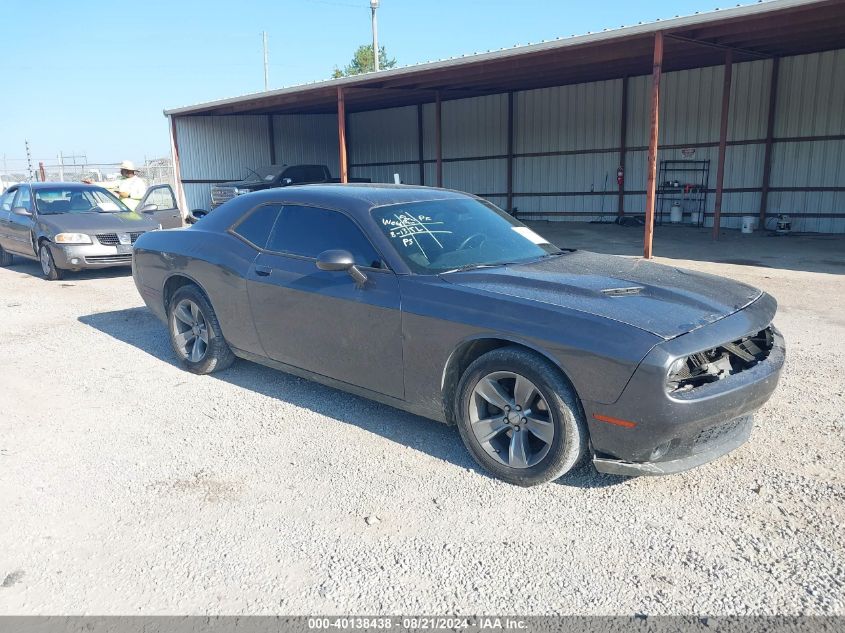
<box><xmin>211</xmin><ymin>187</ymin><xmax>236</xmax><ymax>207</ymax></box>
<box><xmin>95</xmin><ymin>232</ymin><xmax>144</xmax><ymax>246</ymax></box>
<box><xmin>96</xmin><ymin>233</ymin><xmax>119</xmax><ymax>245</ymax></box>
<box><xmin>84</xmin><ymin>254</ymin><xmax>133</xmax><ymax>264</ymax></box>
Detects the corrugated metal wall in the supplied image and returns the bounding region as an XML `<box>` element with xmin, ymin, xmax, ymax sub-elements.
<box><xmin>174</xmin><ymin>48</ymin><xmax>845</xmax><ymax>232</ymax></box>
<box><xmin>768</xmin><ymin>49</ymin><xmax>845</xmax><ymax>233</ymax></box>
<box><xmin>514</xmin><ymin>79</ymin><xmax>622</xmax><ymax>220</ymax></box>
<box><xmin>273</xmin><ymin>114</ymin><xmax>339</xmax><ymax>174</ymax></box>
<box><xmin>348</xmin><ymin>105</ymin><xmax>419</xmax><ymax>185</ymax></box>
<box><xmin>175</xmin><ymin>115</ymin><xmax>271</xmax><ymax>210</ymax></box>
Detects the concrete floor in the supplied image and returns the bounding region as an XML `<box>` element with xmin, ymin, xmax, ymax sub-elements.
<box><xmin>526</xmin><ymin>221</ymin><xmax>845</xmax><ymax>275</ymax></box>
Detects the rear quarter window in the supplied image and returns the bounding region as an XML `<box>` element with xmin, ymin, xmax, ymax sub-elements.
<box><xmin>232</xmin><ymin>204</ymin><xmax>283</xmax><ymax>249</ymax></box>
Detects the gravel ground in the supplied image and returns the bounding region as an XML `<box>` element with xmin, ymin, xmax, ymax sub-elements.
<box><xmin>0</xmin><ymin>242</ymin><xmax>843</xmax><ymax>615</ymax></box>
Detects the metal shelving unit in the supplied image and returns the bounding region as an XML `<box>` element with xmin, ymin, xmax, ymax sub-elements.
<box><xmin>656</xmin><ymin>160</ymin><xmax>710</xmax><ymax>227</ymax></box>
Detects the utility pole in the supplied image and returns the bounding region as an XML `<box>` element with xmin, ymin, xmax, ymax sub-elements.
<box><xmin>58</xmin><ymin>151</ymin><xmax>64</xmax><ymax>182</ymax></box>
<box><xmin>262</xmin><ymin>31</ymin><xmax>269</xmax><ymax>90</ymax></box>
<box><xmin>370</xmin><ymin>0</ymin><xmax>380</xmax><ymax>72</ymax></box>
<box><xmin>25</xmin><ymin>140</ymin><xmax>33</xmax><ymax>181</ymax></box>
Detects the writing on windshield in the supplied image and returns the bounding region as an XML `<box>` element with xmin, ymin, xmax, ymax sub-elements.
<box><xmin>372</xmin><ymin>197</ymin><xmax>559</xmax><ymax>274</ymax></box>
<box><xmin>381</xmin><ymin>212</ymin><xmax>453</xmax><ymax>262</ymax></box>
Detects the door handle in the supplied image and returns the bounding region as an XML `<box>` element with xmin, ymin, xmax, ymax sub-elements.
<box><xmin>255</xmin><ymin>264</ymin><xmax>272</xmax><ymax>277</ymax></box>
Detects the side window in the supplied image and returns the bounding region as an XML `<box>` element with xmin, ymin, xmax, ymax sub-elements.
<box><xmin>267</xmin><ymin>205</ymin><xmax>382</xmax><ymax>268</ymax></box>
<box><xmin>231</xmin><ymin>204</ymin><xmax>283</xmax><ymax>249</ymax></box>
<box><xmin>283</xmin><ymin>166</ymin><xmax>306</xmax><ymax>183</ymax></box>
<box><xmin>0</xmin><ymin>189</ymin><xmax>16</xmax><ymax>212</ymax></box>
<box><xmin>147</xmin><ymin>186</ymin><xmax>176</xmax><ymax>209</ymax></box>
<box><xmin>13</xmin><ymin>187</ymin><xmax>32</xmax><ymax>211</ymax></box>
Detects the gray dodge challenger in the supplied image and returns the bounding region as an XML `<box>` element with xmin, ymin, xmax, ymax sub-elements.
<box><xmin>132</xmin><ymin>184</ymin><xmax>784</xmax><ymax>486</ymax></box>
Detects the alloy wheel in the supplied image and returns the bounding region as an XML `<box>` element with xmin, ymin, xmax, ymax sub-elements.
<box><xmin>469</xmin><ymin>371</ymin><xmax>555</xmax><ymax>469</ymax></box>
<box><xmin>172</xmin><ymin>299</ymin><xmax>209</xmax><ymax>363</ymax></box>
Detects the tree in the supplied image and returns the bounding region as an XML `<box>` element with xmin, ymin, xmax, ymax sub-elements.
<box><xmin>332</xmin><ymin>44</ymin><xmax>397</xmax><ymax>78</ymax></box>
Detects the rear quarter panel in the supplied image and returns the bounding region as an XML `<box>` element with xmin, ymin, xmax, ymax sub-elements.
<box><xmin>132</xmin><ymin>228</ymin><xmax>265</xmax><ymax>356</ymax></box>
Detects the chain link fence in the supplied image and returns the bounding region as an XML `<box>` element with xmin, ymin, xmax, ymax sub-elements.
<box><xmin>1</xmin><ymin>157</ymin><xmax>174</xmax><ymax>190</ymax></box>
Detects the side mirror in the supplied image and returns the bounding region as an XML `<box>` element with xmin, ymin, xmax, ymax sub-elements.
<box><xmin>281</xmin><ymin>177</ymin><xmax>293</xmax><ymax>186</ymax></box>
<box><xmin>139</xmin><ymin>203</ymin><xmax>158</xmax><ymax>213</ymax></box>
<box><xmin>316</xmin><ymin>249</ymin><xmax>367</xmax><ymax>285</ymax></box>
<box><xmin>12</xmin><ymin>206</ymin><xmax>31</xmax><ymax>217</ymax></box>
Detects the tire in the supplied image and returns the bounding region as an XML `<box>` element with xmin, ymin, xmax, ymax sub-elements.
<box><xmin>167</xmin><ymin>284</ymin><xmax>235</xmax><ymax>374</ymax></box>
<box><xmin>39</xmin><ymin>242</ymin><xmax>64</xmax><ymax>281</ymax></box>
<box><xmin>455</xmin><ymin>346</ymin><xmax>587</xmax><ymax>487</ymax></box>
<box><xmin>0</xmin><ymin>244</ymin><xmax>12</xmax><ymax>267</ymax></box>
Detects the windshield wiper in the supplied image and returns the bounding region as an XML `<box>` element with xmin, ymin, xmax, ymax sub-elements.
<box><xmin>439</xmin><ymin>252</ymin><xmax>567</xmax><ymax>274</ymax></box>
<box><xmin>440</xmin><ymin>263</ymin><xmax>506</xmax><ymax>274</ymax></box>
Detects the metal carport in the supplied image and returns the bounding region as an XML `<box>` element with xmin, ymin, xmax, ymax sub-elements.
<box><xmin>165</xmin><ymin>0</ymin><xmax>845</xmax><ymax>257</ymax></box>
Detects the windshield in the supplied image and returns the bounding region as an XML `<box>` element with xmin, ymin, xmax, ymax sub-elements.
<box><xmin>371</xmin><ymin>197</ymin><xmax>560</xmax><ymax>274</ymax></box>
<box><xmin>34</xmin><ymin>187</ymin><xmax>131</xmax><ymax>215</ymax></box>
<box><xmin>242</xmin><ymin>166</ymin><xmax>283</xmax><ymax>182</ymax></box>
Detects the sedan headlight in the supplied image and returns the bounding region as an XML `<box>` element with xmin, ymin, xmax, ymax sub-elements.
<box><xmin>54</xmin><ymin>233</ymin><xmax>92</xmax><ymax>244</ymax></box>
<box><xmin>234</xmin><ymin>188</ymin><xmax>252</xmax><ymax>195</ymax></box>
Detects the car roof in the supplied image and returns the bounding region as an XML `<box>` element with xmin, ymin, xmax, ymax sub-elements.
<box><xmin>248</xmin><ymin>183</ymin><xmax>469</xmax><ymax>212</ymax></box>
<box><xmin>27</xmin><ymin>182</ymin><xmax>113</xmax><ymax>191</ymax></box>
<box><xmin>199</xmin><ymin>183</ymin><xmax>477</xmax><ymax>233</ymax></box>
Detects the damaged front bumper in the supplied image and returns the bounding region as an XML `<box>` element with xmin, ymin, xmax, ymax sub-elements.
<box><xmin>592</xmin><ymin>414</ymin><xmax>754</xmax><ymax>476</ymax></box>
<box><xmin>583</xmin><ymin>293</ymin><xmax>785</xmax><ymax>476</ymax></box>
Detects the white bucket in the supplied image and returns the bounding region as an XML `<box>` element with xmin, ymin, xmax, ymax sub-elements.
<box><xmin>670</xmin><ymin>202</ymin><xmax>683</xmax><ymax>224</ymax></box>
<box><xmin>741</xmin><ymin>216</ymin><xmax>755</xmax><ymax>234</ymax></box>
<box><xmin>689</xmin><ymin>209</ymin><xmax>703</xmax><ymax>225</ymax></box>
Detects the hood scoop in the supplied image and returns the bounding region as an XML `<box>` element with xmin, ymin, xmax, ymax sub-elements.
<box><xmin>601</xmin><ymin>286</ymin><xmax>644</xmax><ymax>297</ymax></box>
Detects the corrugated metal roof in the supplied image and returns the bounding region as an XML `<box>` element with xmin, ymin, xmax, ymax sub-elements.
<box><xmin>165</xmin><ymin>0</ymin><xmax>842</xmax><ymax>117</ymax></box>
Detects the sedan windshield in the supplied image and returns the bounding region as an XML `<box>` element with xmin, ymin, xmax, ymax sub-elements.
<box><xmin>371</xmin><ymin>197</ymin><xmax>560</xmax><ymax>274</ymax></box>
<box><xmin>34</xmin><ymin>187</ymin><xmax>130</xmax><ymax>215</ymax></box>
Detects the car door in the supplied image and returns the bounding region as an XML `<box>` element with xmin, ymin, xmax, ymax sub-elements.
<box><xmin>5</xmin><ymin>185</ymin><xmax>36</xmax><ymax>256</ymax></box>
<box><xmin>0</xmin><ymin>188</ymin><xmax>17</xmax><ymax>250</ymax></box>
<box><xmin>242</xmin><ymin>203</ymin><xmax>405</xmax><ymax>399</ymax></box>
<box><xmin>136</xmin><ymin>185</ymin><xmax>183</xmax><ymax>229</ymax></box>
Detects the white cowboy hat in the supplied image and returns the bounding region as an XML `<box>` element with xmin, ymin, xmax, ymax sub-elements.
<box><xmin>119</xmin><ymin>160</ymin><xmax>137</xmax><ymax>172</ymax></box>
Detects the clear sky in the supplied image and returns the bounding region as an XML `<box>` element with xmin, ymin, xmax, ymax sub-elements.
<box><xmin>0</xmin><ymin>0</ymin><xmax>734</xmax><ymax>169</ymax></box>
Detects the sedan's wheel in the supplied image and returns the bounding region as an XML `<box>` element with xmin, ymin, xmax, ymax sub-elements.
<box><xmin>456</xmin><ymin>346</ymin><xmax>587</xmax><ymax>486</ymax></box>
<box><xmin>0</xmin><ymin>244</ymin><xmax>12</xmax><ymax>267</ymax></box>
<box><xmin>167</xmin><ymin>284</ymin><xmax>235</xmax><ymax>374</ymax></box>
<box><xmin>39</xmin><ymin>243</ymin><xmax>64</xmax><ymax>281</ymax></box>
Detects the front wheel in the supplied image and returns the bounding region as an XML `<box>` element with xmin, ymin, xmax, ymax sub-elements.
<box><xmin>455</xmin><ymin>346</ymin><xmax>587</xmax><ymax>486</ymax></box>
<box><xmin>39</xmin><ymin>243</ymin><xmax>64</xmax><ymax>281</ymax></box>
<box><xmin>167</xmin><ymin>284</ymin><xmax>235</xmax><ymax>374</ymax></box>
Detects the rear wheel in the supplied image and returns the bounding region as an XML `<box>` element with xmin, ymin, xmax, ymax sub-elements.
<box><xmin>0</xmin><ymin>244</ymin><xmax>12</xmax><ymax>266</ymax></box>
<box><xmin>455</xmin><ymin>346</ymin><xmax>587</xmax><ymax>486</ymax></box>
<box><xmin>39</xmin><ymin>243</ymin><xmax>64</xmax><ymax>281</ymax></box>
<box><xmin>167</xmin><ymin>284</ymin><xmax>235</xmax><ymax>374</ymax></box>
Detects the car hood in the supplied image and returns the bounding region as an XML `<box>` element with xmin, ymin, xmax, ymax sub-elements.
<box><xmin>40</xmin><ymin>212</ymin><xmax>160</xmax><ymax>233</ymax></box>
<box><xmin>441</xmin><ymin>250</ymin><xmax>762</xmax><ymax>339</ymax></box>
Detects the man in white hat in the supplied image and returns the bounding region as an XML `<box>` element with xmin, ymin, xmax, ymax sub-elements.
<box><xmin>87</xmin><ymin>160</ymin><xmax>148</xmax><ymax>210</ymax></box>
